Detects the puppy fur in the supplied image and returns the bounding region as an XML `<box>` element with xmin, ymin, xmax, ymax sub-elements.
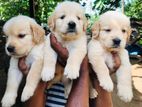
<box><xmin>42</xmin><ymin>1</ymin><xmax>87</xmax><ymax>97</ymax></box>
<box><xmin>1</xmin><ymin>15</ymin><xmax>56</xmax><ymax>107</ymax></box>
<box><xmin>88</xmin><ymin>11</ymin><xmax>133</xmax><ymax>102</ymax></box>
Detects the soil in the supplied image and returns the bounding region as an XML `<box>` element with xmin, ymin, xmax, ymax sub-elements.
<box><xmin>112</xmin><ymin>58</ymin><xmax>142</xmax><ymax>107</ymax></box>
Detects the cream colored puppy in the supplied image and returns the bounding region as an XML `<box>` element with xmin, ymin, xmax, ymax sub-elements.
<box><xmin>1</xmin><ymin>15</ymin><xmax>57</xmax><ymax>107</ymax></box>
<box><xmin>42</xmin><ymin>1</ymin><xmax>87</xmax><ymax>96</ymax></box>
<box><xmin>88</xmin><ymin>11</ymin><xmax>133</xmax><ymax>102</ymax></box>
<box><xmin>46</xmin><ymin>1</ymin><xmax>87</xmax><ymax>80</ymax></box>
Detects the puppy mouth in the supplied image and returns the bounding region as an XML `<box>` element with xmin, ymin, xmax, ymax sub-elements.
<box><xmin>67</xmin><ymin>28</ymin><xmax>76</xmax><ymax>32</ymax></box>
<box><xmin>10</xmin><ymin>53</ymin><xmax>23</xmax><ymax>57</ymax></box>
<box><xmin>65</xmin><ymin>28</ymin><xmax>77</xmax><ymax>34</ymax></box>
<box><xmin>8</xmin><ymin>51</ymin><xmax>26</xmax><ymax>58</ymax></box>
<box><xmin>6</xmin><ymin>51</ymin><xmax>16</xmax><ymax>56</ymax></box>
<box><xmin>112</xmin><ymin>44</ymin><xmax>120</xmax><ymax>48</ymax></box>
<box><xmin>108</xmin><ymin>47</ymin><xmax>120</xmax><ymax>52</ymax></box>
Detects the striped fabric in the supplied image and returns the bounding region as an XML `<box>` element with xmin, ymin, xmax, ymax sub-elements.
<box><xmin>45</xmin><ymin>83</ymin><xmax>67</xmax><ymax>107</ymax></box>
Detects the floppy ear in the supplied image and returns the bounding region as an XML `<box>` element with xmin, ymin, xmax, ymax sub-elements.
<box><xmin>91</xmin><ymin>21</ymin><xmax>100</xmax><ymax>39</ymax></box>
<box><xmin>30</xmin><ymin>22</ymin><xmax>45</xmax><ymax>44</ymax></box>
<box><xmin>127</xmin><ymin>26</ymin><xmax>132</xmax><ymax>42</ymax></box>
<box><xmin>83</xmin><ymin>16</ymin><xmax>88</xmax><ymax>32</ymax></box>
<box><xmin>48</xmin><ymin>13</ymin><xmax>55</xmax><ymax>31</ymax></box>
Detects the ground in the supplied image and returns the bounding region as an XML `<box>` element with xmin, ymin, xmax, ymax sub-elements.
<box><xmin>112</xmin><ymin>58</ymin><xmax>142</xmax><ymax>107</ymax></box>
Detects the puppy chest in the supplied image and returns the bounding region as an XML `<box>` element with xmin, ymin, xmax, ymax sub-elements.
<box><xmin>25</xmin><ymin>55</ymin><xmax>35</xmax><ymax>66</ymax></box>
<box><xmin>25</xmin><ymin>45</ymin><xmax>44</xmax><ymax>66</ymax></box>
<box><xmin>104</xmin><ymin>53</ymin><xmax>115</xmax><ymax>71</ymax></box>
<box><xmin>63</xmin><ymin>37</ymin><xmax>86</xmax><ymax>51</ymax></box>
<box><xmin>60</xmin><ymin>41</ymin><xmax>77</xmax><ymax>51</ymax></box>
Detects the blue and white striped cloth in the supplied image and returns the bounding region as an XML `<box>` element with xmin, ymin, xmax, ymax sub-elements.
<box><xmin>45</xmin><ymin>83</ymin><xmax>67</xmax><ymax>107</ymax></box>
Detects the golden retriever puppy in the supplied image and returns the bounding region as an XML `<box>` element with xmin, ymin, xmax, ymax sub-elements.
<box><xmin>43</xmin><ymin>1</ymin><xmax>87</xmax><ymax>97</ymax></box>
<box><xmin>1</xmin><ymin>15</ymin><xmax>55</xmax><ymax>107</ymax></box>
<box><xmin>88</xmin><ymin>11</ymin><xmax>133</xmax><ymax>102</ymax></box>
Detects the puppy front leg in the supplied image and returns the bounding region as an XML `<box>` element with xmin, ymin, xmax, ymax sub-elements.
<box><xmin>62</xmin><ymin>77</ymin><xmax>73</xmax><ymax>98</ymax></box>
<box><xmin>21</xmin><ymin>58</ymin><xmax>43</xmax><ymax>102</ymax></box>
<box><xmin>41</xmin><ymin>36</ymin><xmax>57</xmax><ymax>82</ymax></box>
<box><xmin>89</xmin><ymin>81</ymin><xmax>98</xmax><ymax>98</ymax></box>
<box><xmin>64</xmin><ymin>48</ymin><xmax>86</xmax><ymax>79</ymax></box>
<box><xmin>88</xmin><ymin>40</ymin><xmax>113</xmax><ymax>92</ymax></box>
<box><xmin>116</xmin><ymin>49</ymin><xmax>133</xmax><ymax>102</ymax></box>
<box><xmin>89</xmin><ymin>57</ymin><xmax>113</xmax><ymax>92</ymax></box>
<box><xmin>1</xmin><ymin>58</ymin><xmax>23</xmax><ymax>107</ymax></box>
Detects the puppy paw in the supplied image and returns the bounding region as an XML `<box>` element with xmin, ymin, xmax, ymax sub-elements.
<box><xmin>99</xmin><ymin>77</ymin><xmax>113</xmax><ymax>92</ymax></box>
<box><xmin>21</xmin><ymin>87</ymin><xmax>34</xmax><ymax>102</ymax></box>
<box><xmin>64</xmin><ymin>90</ymin><xmax>70</xmax><ymax>98</ymax></box>
<box><xmin>117</xmin><ymin>85</ymin><xmax>133</xmax><ymax>102</ymax></box>
<box><xmin>90</xmin><ymin>88</ymin><xmax>98</xmax><ymax>99</ymax></box>
<box><xmin>1</xmin><ymin>93</ymin><xmax>16</xmax><ymax>107</ymax></box>
<box><xmin>64</xmin><ymin>66</ymin><xmax>79</xmax><ymax>79</ymax></box>
<box><xmin>64</xmin><ymin>81</ymin><xmax>72</xmax><ymax>98</ymax></box>
<box><xmin>41</xmin><ymin>67</ymin><xmax>55</xmax><ymax>82</ymax></box>
<box><xmin>64</xmin><ymin>86</ymin><xmax>72</xmax><ymax>98</ymax></box>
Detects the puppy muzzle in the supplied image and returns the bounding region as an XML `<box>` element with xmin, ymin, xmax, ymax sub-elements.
<box><xmin>6</xmin><ymin>46</ymin><xmax>25</xmax><ymax>58</ymax></box>
<box><xmin>66</xmin><ymin>21</ymin><xmax>77</xmax><ymax>34</ymax></box>
<box><xmin>112</xmin><ymin>38</ymin><xmax>121</xmax><ymax>48</ymax></box>
<box><xmin>6</xmin><ymin>45</ymin><xmax>17</xmax><ymax>56</ymax></box>
<box><xmin>7</xmin><ymin>45</ymin><xmax>15</xmax><ymax>53</ymax></box>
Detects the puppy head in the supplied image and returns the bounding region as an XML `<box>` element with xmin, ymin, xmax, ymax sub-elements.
<box><xmin>48</xmin><ymin>1</ymin><xmax>87</xmax><ymax>41</ymax></box>
<box><xmin>3</xmin><ymin>15</ymin><xmax>45</xmax><ymax>58</ymax></box>
<box><xmin>92</xmin><ymin>11</ymin><xmax>131</xmax><ymax>52</ymax></box>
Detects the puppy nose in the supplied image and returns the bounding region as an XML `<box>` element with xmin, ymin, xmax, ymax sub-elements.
<box><xmin>113</xmin><ymin>38</ymin><xmax>121</xmax><ymax>45</ymax></box>
<box><xmin>68</xmin><ymin>21</ymin><xmax>76</xmax><ymax>29</ymax></box>
<box><xmin>7</xmin><ymin>46</ymin><xmax>15</xmax><ymax>53</ymax></box>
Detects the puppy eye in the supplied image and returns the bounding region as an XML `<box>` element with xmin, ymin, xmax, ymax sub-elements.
<box><xmin>104</xmin><ymin>29</ymin><xmax>111</xmax><ymax>32</ymax></box>
<box><xmin>18</xmin><ymin>34</ymin><xmax>26</xmax><ymax>38</ymax></box>
<box><xmin>77</xmin><ymin>16</ymin><xmax>80</xmax><ymax>20</ymax></box>
<box><xmin>122</xmin><ymin>29</ymin><xmax>126</xmax><ymax>33</ymax></box>
<box><xmin>60</xmin><ymin>15</ymin><xmax>65</xmax><ymax>19</ymax></box>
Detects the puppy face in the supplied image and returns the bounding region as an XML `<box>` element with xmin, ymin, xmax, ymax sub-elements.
<box><xmin>92</xmin><ymin>11</ymin><xmax>131</xmax><ymax>52</ymax></box>
<box><xmin>48</xmin><ymin>1</ymin><xmax>87</xmax><ymax>41</ymax></box>
<box><xmin>3</xmin><ymin>15</ymin><xmax>45</xmax><ymax>58</ymax></box>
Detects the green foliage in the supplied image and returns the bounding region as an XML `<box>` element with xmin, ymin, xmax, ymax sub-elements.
<box><xmin>125</xmin><ymin>0</ymin><xmax>142</xmax><ymax>46</ymax></box>
<box><xmin>0</xmin><ymin>0</ymin><xmax>29</xmax><ymax>21</ymax></box>
<box><xmin>138</xmin><ymin>38</ymin><xmax>142</xmax><ymax>45</ymax></box>
<box><xmin>92</xmin><ymin>0</ymin><xmax>121</xmax><ymax>15</ymax></box>
<box><xmin>35</xmin><ymin>0</ymin><xmax>62</xmax><ymax>23</ymax></box>
<box><xmin>125</xmin><ymin>0</ymin><xmax>142</xmax><ymax>19</ymax></box>
<box><xmin>0</xmin><ymin>0</ymin><xmax>62</xmax><ymax>23</ymax></box>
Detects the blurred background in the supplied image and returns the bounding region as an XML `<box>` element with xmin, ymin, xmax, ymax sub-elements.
<box><xmin>0</xmin><ymin>0</ymin><xmax>142</xmax><ymax>107</ymax></box>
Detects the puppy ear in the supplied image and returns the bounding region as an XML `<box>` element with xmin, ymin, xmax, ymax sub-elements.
<box><xmin>127</xmin><ymin>26</ymin><xmax>132</xmax><ymax>42</ymax></box>
<box><xmin>30</xmin><ymin>22</ymin><xmax>45</xmax><ymax>44</ymax></box>
<box><xmin>48</xmin><ymin>13</ymin><xmax>55</xmax><ymax>31</ymax></box>
<box><xmin>91</xmin><ymin>21</ymin><xmax>100</xmax><ymax>39</ymax></box>
<box><xmin>83</xmin><ymin>16</ymin><xmax>88</xmax><ymax>31</ymax></box>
